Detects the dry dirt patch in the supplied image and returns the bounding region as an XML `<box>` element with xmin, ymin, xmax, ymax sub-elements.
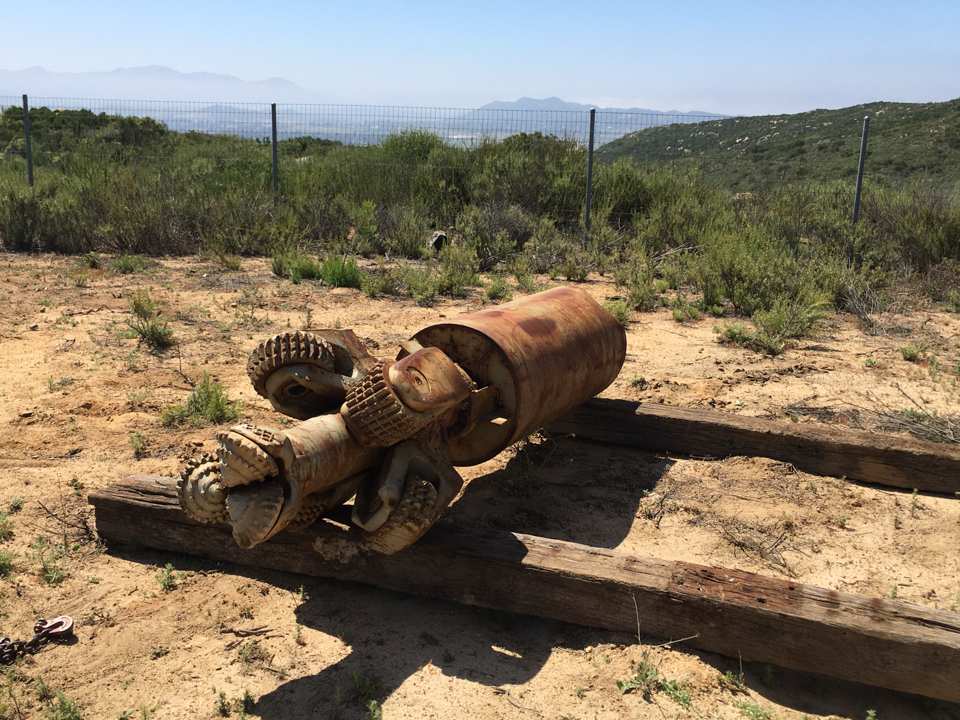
<box><xmin>0</xmin><ymin>255</ymin><xmax>958</xmax><ymax>719</ymax></box>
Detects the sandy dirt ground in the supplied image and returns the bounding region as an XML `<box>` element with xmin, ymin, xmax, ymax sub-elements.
<box><xmin>0</xmin><ymin>254</ymin><xmax>958</xmax><ymax>720</ymax></box>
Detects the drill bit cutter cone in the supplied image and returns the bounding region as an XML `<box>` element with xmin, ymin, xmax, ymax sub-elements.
<box><xmin>178</xmin><ymin>287</ymin><xmax>625</xmax><ymax>554</ymax></box>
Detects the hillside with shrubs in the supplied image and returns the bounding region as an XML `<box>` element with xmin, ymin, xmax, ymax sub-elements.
<box><xmin>1</xmin><ymin>103</ymin><xmax>958</xmax><ymax>355</ymax></box>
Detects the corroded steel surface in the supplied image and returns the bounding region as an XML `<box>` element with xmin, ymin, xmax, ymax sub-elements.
<box><xmin>414</xmin><ymin>286</ymin><xmax>626</xmax><ymax>464</ymax></box>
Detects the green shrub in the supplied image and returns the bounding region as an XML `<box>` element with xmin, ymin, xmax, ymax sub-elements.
<box><xmin>80</xmin><ymin>252</ymin><xmax>102</xmax><ymax>269</ymax></box>
<box><xmin>319</xmin><ymin>255</ymin><xmax>362</xmax><ymax>288</ymax></box>
<box><xmin>604</xmin><ymin>299</ymin><xmax>631</xmax><ymax>328</ymax></box>
<box><xmin>46</xmin><ymin>691</ymin><xmax>83</xmax><ymax>720</ymax></box>
<box><xmin>485</xmin><ymin>275</ymin><xmax>513</xmax><ymax>303</ymax></box>
<box><xmin>361</xmin><ymin>267</ymin><xmax>405</xmax><ymax>298</ymax></box>
<box><xmin>111</xmin><ymin>254</ymin><xmax>150</xmax><ymax>274</ymax></box>
<box><xmin>436</xmin><ymin>243</ymin><xmax>479</xmax><ymax>297</ymax></box>
<box><xmin>403</xmin><ymin>267</ymin><xmax>440</xmax><ymax>306</ymax></box>
<box><xmin>272</xmin><ymin>248</ymin><xmax>322</xmax><ymax>283</ymax></box>
<box><xmin>162</xmin><ymin>374</ymin><xmax>240</xmax><ymax>427</ymax></box>
<box><xmin>0</xmin><ymin>550</ymin><xmax>12</xmax><ymax>577</ymax></box>
<box><xmin>128</xmin><ymin>316</ymin><xmax>174</xmax><ymax>352</ymax></box>
<box><xmin>615</xmin><ymin>254</ymin><xmax>659</xmax><ymax>311</ymax></box>
<box><xmin>671</xmin><ymin>296</ymin><xmax>702</xmax><ymax>323</ymax></box>
<box><xmin>752</xmin><ymin>294</ymin><xmax>829</xmax><ymax>342</ymax></box>
<box><xmin>129</xmin><ymin>289</ymin><xmax>158</xmax><ymax>320</ymax></box>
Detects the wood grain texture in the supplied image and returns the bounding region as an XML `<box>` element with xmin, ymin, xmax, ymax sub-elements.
<box><xmin>90</xmin><ymin>475</ymin><xmax>960</xmax><ymax>702</ymax></box>
<box><xmin>548</xmin><ymin>398</ymin><xmax>960</xmax><ymax>494</ymax></box>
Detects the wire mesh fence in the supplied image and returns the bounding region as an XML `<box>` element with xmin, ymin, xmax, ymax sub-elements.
<box><xmin>1</xmin><ymin>92</ymin><xmax>955</xmax><ymax>256</ymax></box>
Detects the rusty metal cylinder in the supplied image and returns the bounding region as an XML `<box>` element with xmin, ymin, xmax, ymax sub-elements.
<box><xmin>413</xmin><ymin>286</ymin><xmax>626</xmax><ymax>465</ymax></box>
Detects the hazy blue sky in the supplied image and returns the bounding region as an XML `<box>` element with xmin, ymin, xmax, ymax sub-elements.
<box><xmin>3</xmin><ymin>0</ymin><xmax>958</xmax><ymax>113</ymax></box>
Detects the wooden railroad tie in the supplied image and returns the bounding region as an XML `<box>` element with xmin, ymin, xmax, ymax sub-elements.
<box><xmin>549</xmin><ymin>398</ymin><xmax>960</xmax><ymax>495</ymax></box>
<box><xmin>91</xmin><ymin>475</ymin><xmax>960</xmax><ymax>703</ymax></box>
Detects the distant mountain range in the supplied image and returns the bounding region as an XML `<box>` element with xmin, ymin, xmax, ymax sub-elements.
<box><xmin>0</xmin><ymin>67</ymin><xmax>723</xmax><ymax>146</ymax></box>
<box><xmin>1</xmin><ymin>67</ymin><xmax>722</xmax><ymax>117</ymax></box>
<box><xmin>480</xmin><ymin>96</ymin><xmax>722</xmax><ymax>117</ymax></box>
<box><xmin>0</xmin><ymin>66</ymin><xmax>318</xmax><ymax>103</ymax></box>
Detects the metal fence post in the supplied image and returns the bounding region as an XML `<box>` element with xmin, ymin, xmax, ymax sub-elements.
<box><xmin>270</xmin><ymin>103</ymin><xmax>279</xmax><ymax>196</ymax></box>
<box><xmin>852</xmin><ymin>115</ymin><xmax>870</xmax><ymax>224</ymax></box>
<box><xmin>583</xmin><ymin>108</ymin><xmax>596</xmax><ymax>241</ymax></box>
<box><xmin>22</xmin><ymin>94</ymin><xmax>34</xmax><ymax>186</ymax></box>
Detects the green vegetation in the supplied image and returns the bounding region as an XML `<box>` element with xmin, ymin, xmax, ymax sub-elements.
<box><xmin>161</xmin><ymin>373</ymin><xmax>240</xmax><ymax>427</ymax></box>
<box><xmin>616</xmin><ymin>657</ymin><xmax>691</xmax><ymax>708</ymax></box>
<box><xmin>157</xmin><ymin>562</ymin><xmax>178</xmax><ymax>592</ymax></box>
<box><xmin>485</xmin><ymin>274</ymin><xmax>513</xmax><ymax>303</ymax></box>
<box><xmin>0</xmin><ymin>549</ymin><xmax>13</xmax><ymax>577</ymax></box>
<box><xmin>126</xmin><ymin>289</ymin><xmax>174</xmax><ymax>351</ymax></box>
<box><xmin>736</xmin><ymin>700</ymin><xmax>774</xmax><ymax>720</ymax></box>
<box><xmin>603</xmin><ymin>299</ymin><xmax>631</xmax><ymax>328</ymax></box>
<box><xmin>599</xmin><ymin>98</ymin><xmax>960</xmax><ymax>190</ymax></box>
<box><xmin>319</xmin><ymin>254</ymin><xmax>362</xmax><ymax>288</ymax></box>
<box><xmin>45</xmin><ymin>691</ymin><xmax>84</xmax><ymax>720</ymax></box>
<box><xmin>0</xmin><ymin>511</ymin><xmax>11</xmax><ymax>541</ymax></box>
<box><xmin>2</xmin><ymin>104</ymin><xmax>960</xmax><ymax>358</ymax></box>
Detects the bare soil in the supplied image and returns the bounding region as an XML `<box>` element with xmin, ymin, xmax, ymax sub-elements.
<box><xmin>1</xmin><ymin>255</ymin><xmax>958</xmax><ymax>720</ymax></box>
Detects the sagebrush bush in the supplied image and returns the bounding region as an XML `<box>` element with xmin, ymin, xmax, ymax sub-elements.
<box><xmin>436</xmin><ymin>243</ymin><xmax>479</xmax><ymax>297</ymax></box>
<box><xmin>485</xmin><ymin>275</ymin><xmax>513</xmax><ymax>303</ymax></box>
<box><xmin>615</xmin><ymin>253</ymin><xmax>660</xmax><ymax>311</ymax></box>
<box><xmin>319</xmin><ymin>255</ymin><xmax>362</xmax><ymax>288</ymax></box>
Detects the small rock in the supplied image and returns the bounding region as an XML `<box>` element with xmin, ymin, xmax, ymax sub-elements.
<box><xmin>18</xmin><ymin>410</ymin><xmax>34</xmax><ymax>418</ymax></box>
<box><xmin>29</xmin><ymin>323</ymin><xmax>39</xmax><ymax>331</ymax></box>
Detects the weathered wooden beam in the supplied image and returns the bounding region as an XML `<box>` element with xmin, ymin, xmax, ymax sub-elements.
<box><xmin>90</xmin><ymin>475</ymin><xmax>960</xmax><ymax>703</ymax></box>
<box><xmin>548</xmin><ymin>399</ymin><xmax>960</xmax><ymax>495</ymax></box>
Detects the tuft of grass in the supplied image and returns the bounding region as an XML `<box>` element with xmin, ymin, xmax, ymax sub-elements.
<box><xmin>215</xmin><ymin>691</ymin><xmax>231</xmax><ymax>717</ymax></box>
<box><xmin>237</xmin><ymin>639</ymin><xmax>271</xmax><ymax>670</ymax></box>
<box><xmin>47</xmin><ymin>376</ymin><xmax>75</xmax><ymax>392</ymax></box>
<box><xmin>129</xmin><ymin>290</ymin><xmax>159</xmax><ymax>320</ymax></box>
<box><xmin>272</xmin><ymin>248</ymin><xmax>322</xmax><ymax>283</ymax></box>
<box><xmin>658</xmin><ymin>678</ymin><xmax>692</xmax><ymax>708</ymax></box>
<box><xmin>157</xmin><ymin>562</ymin><xmax>178</xmax><ymax>592</ymax></box>
<box><xmin>46</xmin><ymin>691</ymin><xmax>83</xmax><ymax>720</ymax></box>
<box><xmin>900</xmin><ymin>344</ymin><xmax>923</xmax><ymax>362</ymax></box>
<box><xmin>8</xmin><ymin>497</ymin><xmax>24</xmax><ymax>514</ymax></box>
<box><xmin>162</xmin><ymin>373</ymin><xmax>240</xmax><ymax>427</ymax></box>
<box><xmin>0</xmin><ymin>512</ymin><xmax>12</xmax><ymax>541</ymax></box>
<box><xmin>129</xmin><ymin>431</ymin><xmax>148</xmax><ymax>459</ymax></box>
<box><xmin>485</xmin><ymin>275</ymin><xmax>513</xmax><ymax>303</ymax></box>
<box><xmin>128</xmin><ymin>316</ymin><xmax>175</xmax><ymax>352</ymax></box>
<box><xmin>35</xmin><ymin>678</ymin><xmax>55</xmax><ymax>702</ymax></box>
<box><xmin>360</xmin><ymin>267</ymin><xmax>405</xmax><ymax>298</ymax></box>
<box><xmin>616</xmin><ymin>658</ymin><xmax>661</xmax><ymax>699</ymax></box>
<box><xmin>671</xmin><ymin>296</ymin><xmax>702</xmax><ymax>323</ymax></box>
<box><xmin>0</xmin><ymin>550</ymin><xmax>13</xmax><ymax>577</ymax></box>
<box><xmin>736</xmin><ymin>700</ymin><xmax>774</xmax><ymax>720</ymax></box>
<box><xmin>717</xmin><ymin>322</ymin><xmax>786</xmax><ymax>356</ymax></box>
<box><xmin>80</xmin><ymin>252</ymin><xmax>102</xmax><ymax>269</ymax></box>
<box><xmin>603</xmin><ymin>299</ymin><xmax>631</xmax><ymax>328</ymax></box>
<box><xmin>319</xmin><ymin>255</ymin><xmax>362</xmax><ymax>288</ymax></box>
<box><xmin>616</xmin><ymin>656</ymin><xmax>692</xmax><ymax>708</ymax></box>
<box><xmin>111</xmin><ymin>254</ymin><xmax>150</xmax><ymax>275</ymax></box>
<box><xmin>33</xmin><ymin>537</ymin><xmax>66</xmax><ymax>586</ymax></box>
<box><xmin>719</xmin><ymin>669</ymin><xmax>748</xmax><ymax>694</ymax></box>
